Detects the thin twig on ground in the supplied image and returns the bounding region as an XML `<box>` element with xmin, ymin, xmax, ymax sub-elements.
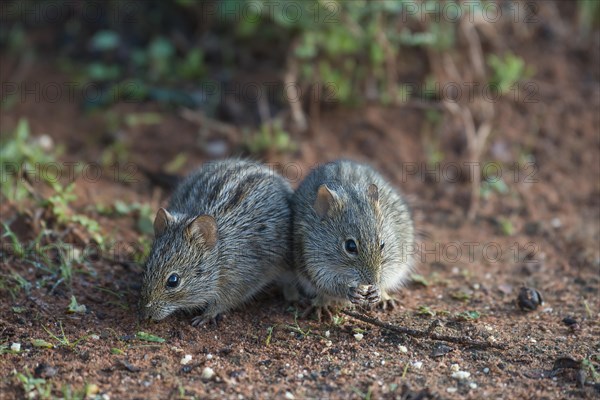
<box><xmin>342</xmin><ymin>310</ymin><xmax>507</xmax><ymax>350</ymax></box>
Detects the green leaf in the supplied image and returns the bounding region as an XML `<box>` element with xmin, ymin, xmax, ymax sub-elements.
<box><xmin>416</xmin><ymin>306</ymin><xmax>436</xmax><ymax>317</ymax></box>
<box><xmin>135</xmin><ymin>331</ymin><xmax>165</xmax><ymax>343</ymax></box>
<box><xmin>456</xmin><ymin>310</ymin><xmax>481</xmax><ymax>321</ymax></box>
<box><xmin>410</xmin><ymin>274</ymin><xmax>429</xmax><ymax>287</ymax></box>
<box><xmin>31</xmin><ymin>339</ymin><xmax>54</xmax><ymax>349</ymax></box>
<box><xmin>90</xmin><ymin>30</ymin><xmax>120</xmax><ymax>51</ymax></box>
<box><xmin>450</xmin><ymin>291</ymin><xmax>471</xmax><ymax>301</ymax></box>
<box><xmin>67</xmin><ymin>295</ymin><xmax>87</xmax><ymax>314</ymax></box>
<box><xmin>164</xmin><ymin>153</ymin><xmax>187</xmax><ymax>174</ymax></box>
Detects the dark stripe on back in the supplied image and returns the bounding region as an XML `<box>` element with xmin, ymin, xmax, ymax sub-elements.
<box><xmin>222</xmin><ymin>173</ymin><xmax>265</xmax><ymax>213</ymax></box>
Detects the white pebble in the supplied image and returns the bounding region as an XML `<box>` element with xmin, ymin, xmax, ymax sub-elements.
<box><xmin>180</xmin><ymin>354</ymin><xmax>192</xmax><ymax>365</ymax></box>
<box><xmin>325</xmin><ymin>331</ymin><xmax>330</xmax><ymax>338</ymax></box>
<box><xmin>325</xmin><ymin>341</ymin><xmax>332</xmax><ymax>347</ymax></box>
<box><xmin>452</xmin><ymin>371</ymin><xmax>471</xmax><ymax>380</ymax></box>
<box><xmin>37</xmin><ymin>134</ymin><xmax>54</xmax><ymax>151</ymax></box>
<box><xmin>447</xmin><ymin>387</ymin><xmax>458</xmax><ymax>393</ymax></box>
<box><xmin>284</xmin><ymin>392</ymin><xmax>295</xmax><ymax>400</ymax></box>
<box><xmin>201</xmin><ymin>367</ymin><xmax>215</xmax><ymax>380</ymax></box>
<box><xmin>483</xmin><ymin>368</ymin><xmax>490</xmax><ymax>374</ymax></box>
<box><xmin>451</xmin><ymin>267</ymin><xmax>460</xmax><ymax>274</ymax></box>
<box><xmin>398</xmin><ymin>345</ymin><xmax>408</xmax><ymax>353</ymax></box>
<box><xmin>11</xmin><ymin>343</ymin><xmax>21</xmax><ymax>352</ymax></box>
<box><xmin>381</xmin><ymin>360</ymin><xmax>385</xmax><ymax>366</ymax></box>
<box><xmin>297</xmin><ymin>373</ymin><xmax>304</xmax><ymax>380</ymax></box>
<box><xmin>373</xmin><ymin>351</ymin><xmax>380</xmax><ymax>357</ymax></box>
<box><xmin>450</xmin><ymin>363</ymin><xmax>460</xmax><ymax>372</ymax></box>
<box><xmin>469</xmin><ymin>382</ymin><xmax>478</xmax><ymax>389</ymax></box>
<box><xmin>551</xmin><ymin>218</ymin><xmax>562</xmax><ymax>228</ymax></box>
<box><xmin>206</xmin><ymin>354</ymin><xmax>213</xmax><ymax>360</ymax></box>
<box><xmin>530</xmin><ymin>338</ymin><xmax>537</xmax><ymax>343</ymax></box>
<box><xmin>412</xmin><ymin>361</ymin><xmax>423</xmax><ymax>369</ymax></box>
<box><xmin>354</xmin><ymin>333</ymin><xmax>364</xmax><ymax>341</ymax></box>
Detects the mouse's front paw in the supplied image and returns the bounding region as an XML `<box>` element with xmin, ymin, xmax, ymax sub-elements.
<box><xmin>191</xmin><ymin>313</ymin><xmax>223</xmax><ymax>327</ymax></box>
<box><xmin>348</xmin><ymin>285</ymin><xmax>381</xmax><ymax>304</ymax></box>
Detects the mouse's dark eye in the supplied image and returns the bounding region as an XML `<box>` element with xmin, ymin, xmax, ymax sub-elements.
<box><xmin>345</xmin><ymin>239</ymin><xmax>358</xmax><ymax>254</ymax></box>
<box><xmin>166</xmin><ymin>273</ymin><xmax>180</xmax><ymax>288</ymax></box>
<box><xmin>380</xmin><ymin>242</ymin><xmax>385</xmax><ymax>250</ymax></box>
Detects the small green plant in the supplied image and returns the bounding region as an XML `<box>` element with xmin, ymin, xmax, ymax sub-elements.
<box><xmin>15</xmin><ymin>370</ymin><xmax>54</xmax><ymax>399</ymax></box>
<box><xmin>244</xmin><ymin>120</ymin><xmax>296</xmax><ymax>155</ymax></box>
<box><xmin>488</xmin><ymin>53</ymin><xmax>534</xmax><ymax>95</ymax></box>
<box><xmin>455</xmin><ymin>310</ymin><xmax>481</xmax><ymax>321</ymax></box>
<box><xmin>450</xmin><ymin>290</ymin><xmax>472</xmax><ymax>302</ymax></box>
<box><xmin>42</xmin><ymin>322</ymin><xmax>91</xmax><ymax>350</ymax></box>
<box><xmin>0</xmin><ymin>119</ymin><xmax>61</xmax><ymax>202</ymax></box>
<box><xmin>480</xmin><ymin>178</ymin><xmax>509</xmax><ymax>199</ymax></box>
<box><xmin>497</xmin><ymin>217</ymin><xmax>514</xmax><ymax>236</ymax></box>
<box><xmin>415</xmin><ymin>305</ymin><xmax>436</xmax><ymax>317</ymax></box>
<box><xmin>43</xmin><ymin>183</ymin><xmax>104</xmax><ymax>245</ymax></box>
<box><xmin>265</xmin><ymin>326</ymin><xmax>274</xmax><ymax>346</ymax></box>
<box><xmin>331</xmin><ymin>315</ymin><xmax>345</xmax><ymax>326</ymax></box>
<box><xmin>284</xmin><ymin>314</ymin><xmax>311</xmax><ymax>338</ymax></box>
<box><xmin>410</xmin><ymin>274</ymin><xmax>430</xmax><ymax>287</ymax></box>
<box><xmin>67</xmin><ymin>295</ymin><xmax>87</xmax><ymax>314</ymax></box>
<box><xmin>582</xmin><ymin>355</ymin><xmax>600</xmax><ymax>383</ymax></box>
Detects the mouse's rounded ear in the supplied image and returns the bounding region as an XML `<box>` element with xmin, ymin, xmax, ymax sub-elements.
<box><xmin>154</xmin><ymin>208</ymin><xmax>174</xmax><ymax>236</ymax></box>
<box><xmin>186</xmin><ymin>215</ymin><xmax>218</xmax><ymax>250</ymax></box>
<box><xmin>314</xmin><ymin>184</ymin><xmax>338</xmax><ymax>219</ymax></box>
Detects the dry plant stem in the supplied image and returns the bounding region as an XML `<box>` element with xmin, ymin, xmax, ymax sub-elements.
<box><xmin>342</xmin><ymin>310</ymin><xmax>507</xmax><ymax>350</ymax></box>
<box><xmin>180</xmin><ymin>108</ymin><xmax>239</xmax><ymax>142</ymax></box>
<box><xmin>441</xmin><ymin>45</ymin><xmax>494</xmax><ymax>220</ymax></box>
<box><xmin>284</xmin><ymin>51</ymin><xmax>308</xmax><ymax>133</ymax></box>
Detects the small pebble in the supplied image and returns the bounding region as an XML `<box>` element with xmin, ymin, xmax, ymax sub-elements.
<box><xmin>530</xmin><ymin>338</ymin><xmax>537</xmax><ymax>343</ymax></box>
<box><xmin>201</xmin><ymin>367</ymin><xmax>215</xmax><ymax>380</ymax></box>
<box><xmin>452</xmin><ymin>371</ymin><xmax>471</xmax><ymax>380</ymax></box>
<box><xmin>206</xmin><ymin>354</ymin><xmax>213</xmax><ymax>360</ymax></box>
<box><xmin>469</xmin><ymin>382</ymin><xmax>478</xmax><ymax>389</ymax></box>
<box><xmin>551</xmin><ymin>218</ymin><xmax>562</xmax><ymax>228</ymax></box>
<box><xmin>180</xmin><ymin>355</ymin><xmax>192</xmax><ymax>365</ymax></box>
<box><xmin>412</xmin><ymin>361</ymin><xmax>423</xmax><ymax>369</ymax></box>
<box><xmin>37</xmin><ymin>135</ymin><xmax>54</xmax><ymax>151</ymax></box>
<box><xmin>354</xmin><ymin>333</ymin><xmax>364</xmax><ymax>341</ymax></box>
<box><xmin>90</xmin><ymin>334</ymin><xmax>100</xmax><ymax>340</ymax></box>
<box><xmin>325</xmin><ymin>330</ymin><xmax>330</xmax><ymax>338</ymax></box>
<box><xmin>450</xmin><ymin>364</ymin><xmax>460</xmax><ymax>372</ymax></box>
<box><xmin>398</xmin><ymin>345</ymin><xmax>408</xmax><ymax>353</ymax></box>
<box><xmin>284</xmin><ymin>392</ymin><xmax>295</xmax><ymax>400</ymax></box>
<box><xmin>483</xmin><ymin>368</ymin><xmax>490</xmax><ymax>374</ymax></box>
<box><xmin>447</xmin><ymin>387</ymin><xmax>458</xmax><ymax>393</ymax></box>
<box><xmin>11</xmin><ymin>343</ymin><xmax>21</xmax><ymax>352</ymax></box>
